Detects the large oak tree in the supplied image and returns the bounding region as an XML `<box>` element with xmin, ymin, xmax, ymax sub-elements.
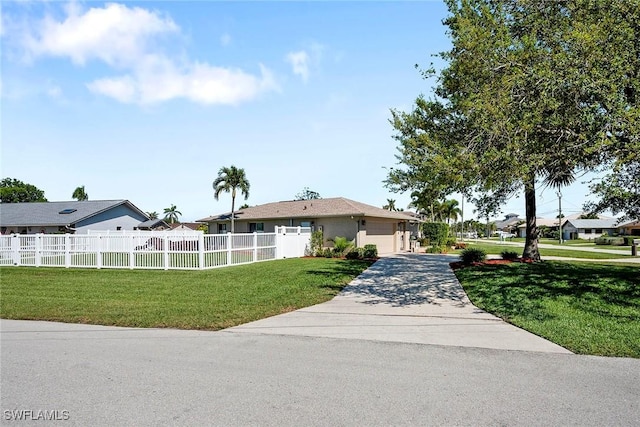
<box><xmin>387</xmin><ymin>0</ymin><xmax>639</xmax><ymax>260</ymax></box>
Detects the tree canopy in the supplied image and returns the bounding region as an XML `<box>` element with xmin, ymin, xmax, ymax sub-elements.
<box><xmin>295</xmin><ymin>187</ymin><xmax>321</xmax><ymax>201</ymax></box>
<box><xmin>386</xmin><ymin>0</ymin><xmax>640</xmax><ymax>260</ymax></box>
<box><xmin>213</xmin><ymin>165</ymin><xmax>250</xmax><ymax>233</ymax></box>
<box><xmin>0</xmin><ymin>178</ymin><xmax>47</xmax><ymax>203</ymax></box>
<box><xmin>163</xmin><ymin>204</ymin><xmax>182</xmax><ymax>224</ymax></box>
<box><xmin>72</xmin><ymin>185</ymin><xmax>88</xmax><ymax>201</ymax></box>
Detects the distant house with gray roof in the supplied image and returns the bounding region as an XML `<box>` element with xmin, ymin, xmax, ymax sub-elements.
<box><xmin>561</xmin><ymin>218</ymin><xmax>620</xmax><ymax>240</ymax></box>
<box><xmin>0</xmin><ymin>200</ymin><xmax>149</xmax><ymax>235</ymax></box>
<box><xmin>198</xmin><ymin>197</ymin><xmax>417</xmax><ymax>254</ymax></box>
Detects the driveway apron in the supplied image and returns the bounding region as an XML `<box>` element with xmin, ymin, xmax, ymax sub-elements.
<box><xmin>227</xmin><ymin>253</ymin><xmax>571</xmax><ymax>353</ymax></box>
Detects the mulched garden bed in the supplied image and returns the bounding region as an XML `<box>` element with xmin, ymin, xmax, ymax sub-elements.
<box><xmin>449</xmin><ymin>258</ymin><xmax>536</xmax><ymax>270</ymax></box>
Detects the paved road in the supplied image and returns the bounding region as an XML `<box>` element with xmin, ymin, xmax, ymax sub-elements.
<box><xmin>2</xmin><ymin>320</ymin><xmax>639</xmax><ymax>426</ymax></box>
<box><xmin>229</xmin><ymin>254</ymin><xmax>570</xmax><ymax>353</ymax></box>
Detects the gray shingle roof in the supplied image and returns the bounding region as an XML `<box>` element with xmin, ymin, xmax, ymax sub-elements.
<box><xmin>198</xmin><ymin>197</ymin><xmax>416</xmax><ymax>222</ymax></box>
<box><xmin>0</xmin><ymin>200</ymin><xmax>147</xmax><ymax>227</ymax></box>
<box><xmin>563</xmin><ymin>218</ymin><xmax>620</xmax><ymax>229</ymax></box>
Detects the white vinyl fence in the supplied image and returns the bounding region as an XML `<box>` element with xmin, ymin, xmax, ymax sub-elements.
<box><xmin>0</xmin><ymin>227</ymin><xmax>311</xmax><ymax>270</ymax></box>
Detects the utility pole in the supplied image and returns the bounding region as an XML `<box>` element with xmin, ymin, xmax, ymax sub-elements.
<box><xmin>557</xmin><ymin>190</ymin><xmax>563</xmax><ymax>244</ymax></box>
<box><xmin>461</xmin><ymin>194</ymin><xmax>465</xmax><ymax>241</ymax></box>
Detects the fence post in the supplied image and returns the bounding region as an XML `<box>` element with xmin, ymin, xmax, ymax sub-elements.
<box><xmin>35</xmin><ymin>234</ymin><xmax>42</xmax><ymax>267</ymax></box>
<box><xmin>253</xmin><ymin>232</ymin><xmax>258</xmax><ymax>262</ymax></box>
<box><xmin>275</xmin><ymin>226</ymin><xmax>281</xmax><ymax>259</ymax></box>
<box><xmin>96</xmin><ymin>236</ymin><xmax>102</xmax><ymax>269</ymax></box>
<box><xmin>11</xmin><ymin>234</ymin><xmax>20</xmax><ymax>266</ymax></box>
<box><xmin>163</xmin><ymin>235</ymin><xmax>169</xmax><ymax>270</ymax></box>
<box><xmin>198</xmin><ymin>233</ymin><xmax>205</xmax><ymax>269</ymax></box>
<box><xmin>129</xmin><ymin>235</ymin><xmax>135</xmax><ymax>269</ymax></box>
<box><xmin>227</xmin><ymin>232</ymin><xmax>232</xmax><ymax>266</ymax></box>
<box><xmin>65</xmin><ymin>234</ymin><xmax>71</xmax><ymax>268</ymax></box>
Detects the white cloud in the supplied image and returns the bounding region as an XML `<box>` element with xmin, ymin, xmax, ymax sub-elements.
<box><xmin>87</xmin><ymin>55</ymin><xmax>278</xmax><ymax>105</ymax></box>
<box><xmin>285</xmin><ymin>50</ymin><xmax>310</xmax><ymax>83</ymax></box>
<box><xmin>285</xmin><ymin>43</ymin><xmax>326</xmax><ymax>83</ymax></box>
<box><xmin>16</xmin><ymin>3</ymin><xmax>277</xmax><ymax>105</ymax></box>
<box><xmin>23</xmin><ymin>3</ymin><xmax>178</xmax><ymax>67</ymax></box>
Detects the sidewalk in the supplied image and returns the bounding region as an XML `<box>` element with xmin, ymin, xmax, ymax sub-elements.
<box><xmin>227</xmin><ymin>254</ymin><xmax>571</xmax><ymax>353</ymax></box>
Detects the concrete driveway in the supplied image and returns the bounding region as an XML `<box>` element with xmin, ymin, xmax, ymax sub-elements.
<box><xmin>228</xmin><ymin>253</ymin><xmax>571</xmax><ymax>353</ymax></box>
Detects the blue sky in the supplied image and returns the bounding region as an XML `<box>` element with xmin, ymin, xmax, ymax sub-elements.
<box><xmin>1</xmin><ymin>1</ymin><xmax>601</xmax><ymax>222</ymax></box>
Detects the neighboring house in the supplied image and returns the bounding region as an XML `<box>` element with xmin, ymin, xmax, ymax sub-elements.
<box><xmin>494</xmin><ymin>213</ymin><xmax>522</xmax><ymax>233</ymax></box>
<box><xmin>561</xmin><ymin>218</ymin><xmax>619</xmax><ymax>240</ymax></box>
<box><xmin>197</xmin><ymin>197</ymin><xmax>417</xmax><ymax>254</ymax></box>
<box><xmin>618</xmin><ymin>219</ymin><xmax>640</xmax><ymax>236</ymax></box>
<box><xmin>138</xmin><ymin>218</ymin><xmax>171</xmax><ymax>231</ymax></box>
<box><xmin>517</xmin><ymin>218</ymin><xmax>560</xmax><ymax>237</ymax></box>
<box><xmin>169</xmin><ymin>222</ymin><xmax>205</xmax><ymax>231</ymax></box>
<box><xmin>0</xmin><ymin>200</ymin><xmax>149</xmax><ymax>235</ymax></box>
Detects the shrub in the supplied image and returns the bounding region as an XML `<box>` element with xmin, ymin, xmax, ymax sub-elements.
<box><xmin>460</xmin><ymin>247</ymin><xmax>486</xmax><ymax>265</ymax></box>
<box><xmin>445</xmin><ymin>237</ymin><xmax>457</xmax><ymax>247</ymax></box>
<box><xmin>345</xmin><ymin>250</ymin><xmax>360</xmax><ymax>260</ymax></box>
<box><xmin>321</xmin><ymin>248</ymin><xmax>333</xmax><ymax>258</ymax></box>
<box><xmin>500</xmin><ymin>250</ymin><xmax>519</xmax><ymax>260</ymax></box>
<box><xmin>422</xmin><ymin>223</ymin><xmax>450</xmax><ymax>247</ymax></box>
<box><xmin>595</xmin><ymin>236</ymin><xmax>625</xmax><ymax>246</ymax></box>
<box><xmin>363</xmin><ymin>244</ymin><xmax>378</xmax><ymax>258</ymax></box>
<box><xmin>330</xmin><ymin>236</ymin><xmax>354</xmax><ymax>255</ymax></box>
<box><xmin>310</xmin><ymin>230</ymin><xmax>324</xmax><ymax>256</ymax></box>
<box><xmin>427</xmin><ymin>245</ymin><xmax>447</xmax><ymax>254</ymax></box>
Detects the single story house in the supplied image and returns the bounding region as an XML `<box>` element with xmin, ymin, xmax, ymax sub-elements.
<box><xmin>197</xmin><ymin>197</ymin><xmax>418</xmax><ymax>254</ymax></box>
<box><xmin>0</xmin><ymin>200</ymin><xmax>149</xmax><ymax>235</ymax></box>
<box><xmin>495</xmin><ymin>213</ymin><xmax>522</xmax><ymax>233</ymax></box>
<box><xmin>561</xmin><ymin>218</ymin><xmax>619</xmax><ymax>240</ymax></box>
<box><xmin>517</xmin><ymin>217</ymin><xmax>560</xmax><ymax>238</ymax></box>
<box><xmin>618</xmin><ymin>219</ymin><xmax>640</xmax><ymax>236</ymax></box>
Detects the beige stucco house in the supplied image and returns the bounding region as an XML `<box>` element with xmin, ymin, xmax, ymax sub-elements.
<box><xmin>197</xmin><ymin>197</ymin><xmax>417</xmax><ymax>254</ymax></box>
<box><xmin>618</xmin><ymin>219</ymin><xmax>640</xmax><ymax>236</ymax></box>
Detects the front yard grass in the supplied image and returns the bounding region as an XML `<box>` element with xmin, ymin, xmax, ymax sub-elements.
<box><xmin>0</xmin><ymin>258</ymin><xmax>373</xmax><ymax>330</ymax></box>
<box><xmin>455</xmin><ymin>261</ymin><xmax>640</xmax><ymax>357</ymax></box>
<box><xmin>454</xmin><ymin>243</ymin><xmax>630</xmax><ymax>259</ymax></box>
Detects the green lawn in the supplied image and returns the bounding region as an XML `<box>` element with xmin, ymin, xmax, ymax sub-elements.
<box><xmin>455</xmin><ymin>261</ymin><xmax>640</xmax><ymax>357</ymax></box>
<box><xmin>0</xmin><ymin>258</ymin><xmax>373</xmax><ymax>330</ymax></box>
<box><xmin>455</xmin><ymin>243</ymin><xmax>630</xmax><ymax>259</ymax></box>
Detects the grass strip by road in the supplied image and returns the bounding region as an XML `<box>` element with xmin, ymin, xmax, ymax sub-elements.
<box><xmin>455</xmin><ymin>243</ymin><xmax>630</xmax><ymax>259</ymax></box>
<box><xmin>455</xmin><ymin>261</ymin><xmax>640</xmax><ymax>357</ymax></box>
<box><xmin>0</xmin><ymin>258</ymin><xmax>373</xmax><ymax>330</ymax></box>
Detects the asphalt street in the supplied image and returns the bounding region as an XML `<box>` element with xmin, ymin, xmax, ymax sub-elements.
<box><xmin>1</xmin><ymin>320</ymin><xmax>639</xmax><ymax>426</ymax></box>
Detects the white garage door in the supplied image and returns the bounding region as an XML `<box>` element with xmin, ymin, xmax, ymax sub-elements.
<box><xmin>364</xmin><ymin>221</ymin><xmax>395</xmax><ymax>254</ymax></box>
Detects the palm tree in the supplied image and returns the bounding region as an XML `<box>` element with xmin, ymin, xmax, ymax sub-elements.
<box><xmin>383</xmin><ymin>199</ymin><xmax>397</xmax><ymax>211</ymax></box>
<box><xmin>72</xmin><ymin>185</ymin><xmax>88</xmax><ymax>201</ymax></box>
<box><xmin>163</xmin><ymin>204</ymin><xmax>182</xmax><ymax>224</ymax></box>
<box><xmin>146</xmin><ymin>211</ymin><xmax>159</xmax><ymax>220</ymax></box>
<box><xmin>212</xmin><ymin>165</ymin><xmax>250</xmax><ymax>233</ymax></box>
<box><xmin>441</xmin><ymin>199</ymin><xmax>462</xmax><ymax>225</ymax></box>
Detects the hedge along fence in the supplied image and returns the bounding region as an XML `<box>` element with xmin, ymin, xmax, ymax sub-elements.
<box><xmin>421</xmin><ymin>222</ymin><xmax>450</xmax><ymax>247</ymax></box>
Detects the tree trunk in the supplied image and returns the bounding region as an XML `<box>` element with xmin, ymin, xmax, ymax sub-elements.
<box><xmin>522</xmin><ymin>176</ymin><xmax>541</xmax><ymax>261</ymax></box>
<box><xmin>231</xmin><ymin>195</ymin><xmax>235</xmax><ymax>233</ymax></box>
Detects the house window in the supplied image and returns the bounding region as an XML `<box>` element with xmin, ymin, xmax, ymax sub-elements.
<box><xmin>584</xmin><ymin>229</ymin><xmax>592</xmax><ymax>234</ymax></box>
<box><xmin>116</xmin><ymin>226</ymin><xmax>122</xmax><ymax>231</ymax></box>
<box><xmin>300</xmin><ymin>221</ymin><xmax>311</xmax><ymax>228</ymax></box>
<box><xmin>249</xmin><ymin>222</ymin><xmax>264</xmax><ymax>232</ymax></box>
<box><xmin>595</xmin><ymin>229</ymin><xmax>602</xmax><ymax>234</ymax></box>
<box><xmin>218</xmin><ymin>223</ymin><xmax>228</xmax><ymax>234</ymax></box>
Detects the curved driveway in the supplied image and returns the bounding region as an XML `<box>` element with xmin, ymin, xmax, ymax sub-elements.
<box><xmin>228</xmin><ymin>254</ymin><xmax>571</xmax><ymax>353</ymax></box>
